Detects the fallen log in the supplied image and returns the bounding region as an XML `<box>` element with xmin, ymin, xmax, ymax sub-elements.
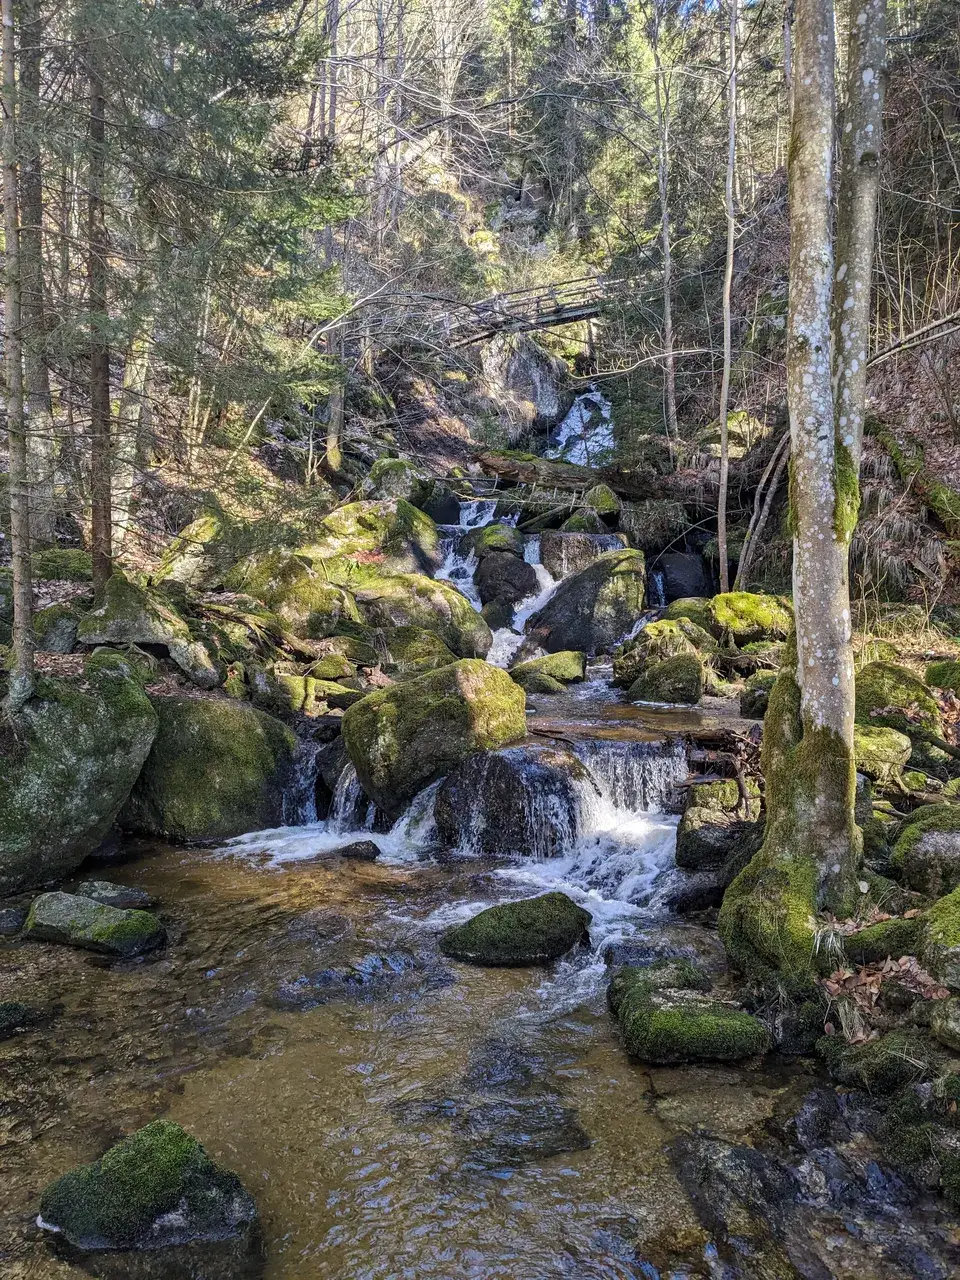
<box><xmin>473</xmin><ymin>449</ymin><xmax>718</xmax><ymax>507</ymax></box>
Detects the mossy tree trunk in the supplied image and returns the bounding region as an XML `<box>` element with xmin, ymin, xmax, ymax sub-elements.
<box><xmin>719</xmin><ymin>0</ymin><xmax>887</xmax><ymax>982</ymax></box>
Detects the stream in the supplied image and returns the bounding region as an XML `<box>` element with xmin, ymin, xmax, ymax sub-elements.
<box><xmin>3</xmin><ymin>490</ymin><xmax>959</xmax><ymax>1279</ymax></box>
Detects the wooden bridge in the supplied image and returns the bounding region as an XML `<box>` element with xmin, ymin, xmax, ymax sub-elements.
<box><xmin>447</xmin><ymin>274</ymin><xmax>653</xmax><ymax>346</ymax></box>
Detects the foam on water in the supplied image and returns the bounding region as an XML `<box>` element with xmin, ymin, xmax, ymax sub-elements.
<box><xmin>486</xmin><ymin>534</ymin><xmax>560</xmax><ymax>667</ymax></box>
<box><xmin>543</xmin><ymin>389</ymin><xmax>615</xmax><ymax>467</ymax></box>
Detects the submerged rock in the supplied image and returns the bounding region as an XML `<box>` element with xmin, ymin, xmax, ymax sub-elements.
<box><xmin>341</xmin><ymin>659</ymin><xmax>526</xmax><ymax>816</ymax></box>
<box><xmin>38</xmin><ymin>1120</ymin><xmax>257</xmax><ymax>1251</ymax></box>
<box><xmin>336</xmin><ymin>840</ymin><xmax>381</xmax><ymax>862</ymax></box>
<box><xmin>608</xmin><ymin>966</ymin><xmax>769</xmax><ymax>1064</ymax></box>
<box><xmin>525</xmin><ymin>548</ymin><xmax>646</xmax><ymax>655</ymax></box>
<box><xmin>273</xmin><ymin>948</ymin><xmax>445</xmax><ymax>1010</ymax></box>
<box><xmin>438</xmin><ymin>892</ymin><xmax>591</xmax><ymax>966</ymax></box>
<box><xmin>0</xmin><ymin>1000</ymin><xmax>44</xmax><ymax>1040</ymax></box>
<box><xmin>434</xmin><ymin>744</ymin><xmax>599</xmax><ymax>857</ymax></box>
<box><xmin>0</xmin><ymin>651</ymin><xmax>158</xmax><ymax>895</ymax></box>
<box><xmin>75</xmin><ymin>880</ymin><xmax>154</xmax><ymax>910</ymax></box>
<box><xmin>24</xmin><ymin>891</ymin><xmax>165</xmax><ymax>957</ymax></box>
<box><xmin>120</xmin><ymin>696</ymin><xmax>296</xmax><ymax>842</ymax></box>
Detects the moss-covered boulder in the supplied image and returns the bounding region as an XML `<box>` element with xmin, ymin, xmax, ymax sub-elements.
<box><xmin>0</xmin><ymin>652</ymin><xmax>158</xmax><ymax>894</ymax></box>
<box><xmin>608</xmin><ymin>966</ymin><xmax>768</xmax><ymax>1065</ymax></box>
<box><xmin>154</xmin><ymin>514</ymin><xmax>225</xmax><ymax>589</ymax></box>
<box><xmin>458</xmin><ymin>523</ymin><xmax>524</xmax><ymax>561</ymax></box>
<box><xmin>613</xmin><ymin>617</ymin><xmax>716</xmax><ymax>688</ymax></box>
<box><xmin>740</xmin><ymin>669</ymin><xmax>778</xmax><ymax>719</ymax></box>
<box><xmin>223</xmin><ymin>551</ymin><xmax>360</xmax><ymax>637</ymax></box>
<box><xmin>354</xmin><ymin>574</ymin><xmax>492</xmax><ymax>659</ymax></box>
<box><xmin>77</xmin><ymin>570</ymin><xmax>218</xmax><ymax>689</ymax></box>
<box><xmin>435</xmin><ymin>745</ymin><xmax>597</xmax><ymax>858</ymax></box>
<box><xmin>709</xmin><ymin>592</ymin><xmax>793</xmax><ymax>644</ymax></box>
<box><xmin>24</xmin><ymin>892</ymin><xmax>165</xmax><ymax>956</ymax></box>
<box><xmin>38</xmin><ymin>1120</ymin><xmax>257</xmax><ymax>1250</ymax></box>
<box><xmin>526</xmin><ymin>549</ymin><xmax>646</xmax><ymax>655</ymax></box>
<box><xmin>892</xmin><ymin>806</ymin><xmax>960</xmax><ymax>897</ymax></box>
<box><xmin>676</xmin><ymin>780</ymin><xmax>762</xmax><ymax>871</ymax></box>
<box><xmin>583</xmin><ymin>483</ymin><xmax>621</xmax><ymax>518</ymax></box>
<box><xmin>922</xmin><ymin>887</ymin><xmax>960</xmax><ymax>989</ymax></box>
<box><xmin>853</xmin><ymin>723</ymin><xmax>913</xmax><ymax>784</ymax></box>
<box><xmin>510</xmin><ymin>650</ymin><xmax>585</xmax><ymax>686</ymax></box>
<box><xmin>559</xmin><ymin>508</ymin><xmax>607</xmax><ymax>534</ymax></box>
<box><xmin>475</xmin><ymin>552</ymin><xmax>538</xmax><ymax>611</ymax></box>
<box><xmin>662</xmin><ymin>596</ymin><xmax>715</xmax><ymax>634</ymax></box>
<box><xmin>119</xmin><ymin>696</ymin><xmax>296</xmax><ymax>842</ymax></box>
<box><xmin>362</xmin><ymin>457</ymin><xmax>427</xmax><ymax>502</ymax></box>
<box><xmin>628</xmin><ymin>653</ymin><xmax>704</xmax><ymax>705</ymax></box>
<box><xmin>855</xmin><ymin>662</ymin><xmax>943</xmax><ymax>737</ymax></box>
<box><xmin>32</xmin><ymin>547</ymin><xmax>93</xmax><ymax>581</ymax></box>
<box><xmin>926</xmin><ymin>660</ymin><xmax>960</xmax><ymax>695</ymax></box>
<box><xmin>377</xmin><ymin>625</ymin><xmax>457</xmax><ymax>676</ymax></box>
<box><xmin>298</xmin><ymin>499</ymin><xmax>440</xmax><ymax>587</ymax></box>
<box><xmin>438</xmin><ymin>892</ymin><xmax>591</xmax><ymax>966</ymax></box>
<box><xmin>843</xmin><ymin>915</ymin><xmax>923</xmax><ymax>965</ymax></box>
<box><xmin>34</xmin><ymin>601</ymin><xmax>85</xmax><ymax>654</ymax></box>
<box><xmin>341</xmin><ymin>659</ymin><xmax>526</xmax><ymax>816</ymax></box>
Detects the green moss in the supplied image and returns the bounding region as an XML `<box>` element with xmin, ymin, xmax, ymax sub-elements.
<box><xmin>740</xmin><ymin>669</ymin><xmax>778</xmax><ymax>718</ymax></box>
<box><xmin>309</xmin><ymin>653</ymin><xmax>356</xmax><ymax>680</ymax></box>
<box><xmin>354</xmin><ymin>573</ymin><xmax>492</xmax><ymax>659</ymax></box>
<box><xmin>818</xmin><ymin>1030</ymin><xmax>937</xmax><ymax>1095</ymax></box>
<box><xmin>609</xmin><ymin>967</ymin><xmax>769</xmax><ymax>1065</ymax></box>
<box><xmin>341</xmin><ymin>659</ymin><xmax>527</xmax><ymax>816</ymax></box>
<box><xmin>438</xmin><ymin>892</ymin><xmax>591</xmax><ymax>966</ymax></box>
<box><xmin>38</xmin><ymin>1120</ymin><xmax>255</xmax><ymax>1250</ymax></box>
<box><xmin>583</xmin><ymin>483</ymin><xmax>620</xmax><ymax>516</ymax></box>
<box><xmin>298</xmin><ymin>499</ymin><xmax>440</xmax><ymax>587</ymax></box>
<box><xmin>512</xmin><ymin>669</ymin><xmax>566</xmax><ymax>695</ymax></box>
<box><xmin>364</xmin><ymin>457</ymin><xmax>427</xmax><ymax>502</ymax></box>
<box><xmin>459</xmin><ymin>523</ymin><xmax>524</xmax><ymax>559</ymax></box>
<box><xmin>855</xmin><ymin>661</ymin><xmax>942</xmax><ymax>737</ymax></box>
<box><xmin>833</xmin><ymin>439</ymin><xmax>861</xmax><ymax>541</ymax></box>
<box><xmin>854</xmin><ymin>724</ymin><xmax>913</xmax><ymax>783</ymax></box>
<box><xmin>719</xmin><ymin>648</ymin><xmax>860</xmax><ymax>981</ymax></box>
<box><xmin>891</xmin><ymin>805</ymin><xmax>960</xmax><ymax>891</ymax></box>
<box><xmin>613</xmin><ymin>618</ymin><xmax>716</xmax><ymax>688</ymax></box>
<box><xmin>926</xmin><ymin>660</ymin><xmax>960</xmax><ymax>695</ymax></box>
<box><xmin>844</xmin><ymin>916</ymin><xmax>922</xmax><ymax>965</ymax></box>
<box><xmin>378</xmin><ymin>625</ymin><xmax>457</xmax><ymax>676</ymax></box>
<box><xmin>24</xmin><ymin>892</ymin><xmax>165</xmax><ymax>957</ymax></box>
<box><xmin>710</xmin><ymin>591</ymin><xmax>793</xmax><ymax>643</ymax></box>
<box><xmin>510</xmin><ymin>651</ymin><xmax>586</xmax><ymax>683</ymax></box>
<box><xmin>662</xmin><ymin>596</ymin><xmax>714</xmax><ymax>634</ymax></box>
<box><xmin>923</xmin><ymin>887</ymin><xmax>960</xmax><ymax>990</ymax></box>
<box><xmin>33</xmin><ymin>602</ymin><xmax>85</xmax><ymax>654</ymax></box>
<box><xmin>560</xmin><ymin>509</ymin><xmax>606</xmax><ymax>534</ymax></box>
<box><xmin>31</xmin><ymin>548</ymin><xmax>92</xmax><ymax>581</ymax></box>
<box><xmin>119</xmin><ymin>696</ymin><xmax>296</xmax><ymax>842</ymax></box>
<box><xmin>879</xmin><ymin>429</ymin><xmax>960</xmax><ymax>536</ymax></box>
<box><xmin>628</xmin><ymin>653</ymin><xmax>704</xmax><ymax>705</ymax></box>
<box><xmin>0</xmin><ymin>654</ymin><xmax>158</xmax><ymax>894</ymax></box>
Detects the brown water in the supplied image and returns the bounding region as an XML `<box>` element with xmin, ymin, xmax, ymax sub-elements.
<box><xmin>2</xmin><ymin>838</ymin><xmax>958</xmax><ymax>1280</ymax></box>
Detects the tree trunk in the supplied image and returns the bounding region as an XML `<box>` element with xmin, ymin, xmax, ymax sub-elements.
<box><xmin>2</xmin><ymin>0</ymin><xmax>35</xmax><ymax>711</ymax></box>
<box><xmin>112</xmin><ymin>334</ymin><xmax>150</xmax><ymax>551</ymax></box>
<box><xmin>88</xmin><ymin>46</ymin><xmax>112</xmax><ymax>595</ymax></box>
<box><xmin>20</xmin><ymin>0</ymin><xmax>55</xmax><ymax>547</ymax></box>
<box><xmin>651</xmin><ymin>11</ymin><xmax>678</xmax><ymax>463</ymax></box>
<box><xmin>716</xmin><ymin>0</ymin><xmax>738</xmax><ymax>592</ymax></box>
<box><xmin>719</xmin><ymin>0</ymin><xmax>887</xmax><ymax>983</ymax></box>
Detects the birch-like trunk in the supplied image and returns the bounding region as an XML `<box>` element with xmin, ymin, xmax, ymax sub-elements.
<box><xmin>719</xmin><ymin>0</ymin><xmax>887</xmax><ymax>980</ymax></box>
<box><xmin>716</xmin><ymin>0</ymin><xmax>738</xmax><ymax>592</ymax></box>
<box><xmin>2</xmin><ymin>0</ymin><xmax>35</xmax><ymax>711</ymax></box>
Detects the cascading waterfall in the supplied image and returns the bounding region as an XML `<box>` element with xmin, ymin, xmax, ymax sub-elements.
<box><xmin>328</xmin><ymin>763</ymin><xmax>371</xmax><ymax>833</ymax></box>
<box><xmin>543</xmin><ymin>389</ymin><xmax>616</xmax><ymax>467</ymax></box>
<box><xmin>486</xmin><ymin>535</ymin><xmax>560</xmax><ymax>667</ymax></box>
<box><xmin>571</xmin><ymin>738</ymin><xmax>687</xmax><ymax>816</ymax></box>
<box><xmin>283</xmin><ymin>738</ymin><xmax>325</xmax><ymax>825</ymax></box>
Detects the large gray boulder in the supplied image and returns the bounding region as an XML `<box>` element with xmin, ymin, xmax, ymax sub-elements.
<box><xmin>540</xmin><ymin>531</ymin><xmax>626</xmax><ymax>579</ymax></box>
<box><xmin>475</xmin><ymin>553</ymin><xmax>538</xmax><ymax>609</ymax></box>
<box><xmin>341</xmin><ymin>659</ymin><xmax>527</xmax><ymax>817</ymax></box>
<box><xmin>525</xmin><ymin>549</ymin><xmax>646</xmax><ymax>655</ymax></box>
<box><xmin>354</xmin><ymin>573</ymin><xmax>492</xmax><ymax>658</ymax></box>
<box><xmin>0</xmin><ymin>652</ymin><xmax>157</xmax><ymax>895</ymax></box>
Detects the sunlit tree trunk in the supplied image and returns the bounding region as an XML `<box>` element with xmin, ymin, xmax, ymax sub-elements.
<box><xmin>2</xmin><ymin>0</ymin><xmax>35</xmax><ymax>711</ymax></box>
<box><xmin>716</xmin><ymin>0</ymin><xmax>738</xmax><ymax>592</ymax></box>
<box><xmin>719</xmin><ymin>0</ymin><xmax>887</xmax><ymax>981</ymax></box>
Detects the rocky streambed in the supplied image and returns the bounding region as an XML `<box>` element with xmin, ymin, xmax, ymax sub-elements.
<box><xmin>3</xmin><ymin>708</ymin><xmax>960</xmax><ymax>1279</ymax></box>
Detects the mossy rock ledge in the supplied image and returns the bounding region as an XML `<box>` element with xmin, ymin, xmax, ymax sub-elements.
<box><xmin>438</xmin><ymin>892</ymin><xmax>591</xmax><ymax>966</ymax></box>
<box><xmin>892</xmin><ymin>806</ymin><xmax>960</xmax><ymax>897</ymax></box>
<box><xmin>38</xmin><ymin>1120</ymin><xmax>257</xmax><ymax>1251</ymax></box>
<box><xmin>119</xmin><ymin>696</ymin><xmax>297</xmax><ymax>842</ymax></box>
<box><xmin>0</xmin><ymin>651</ymin><xmax>158</xmax><ymax>895</ymax></box>
<box><xmin>354</xmin><ymin>573</ymin><xmax>492</xmax><ymax>659</ymax></box>
<box><xmin>854</xmin><ymin>661</ymin><xmax>943</xmax><ymax>737</ymax></box>
<box><xmin>524</xmin><ymin>549</ymin><xmax>646</xmax><ymax>655</ymax></box>
<box><xmin>341</xmin><ymin>659</ymin><xmax>526</xmax><ymax>817</ymax></box>
<box><xmin>24</xmin><ymin>892</ymin><xmax>165</xmax><ymax>957</ymax></box>
<box><xmin>608</xmin><ymin>966</ymin><xmax>769</xmax><ymax>1065</ymax></box>
<box><xmin>510</xmin><ymin>650</ymin><xmax>586</xmax><ymax>686</ymax></box>
<box><xmin>628</xmin><ymin>653</ymin><xmax>704</xmax><ymax>705</ymax></box>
